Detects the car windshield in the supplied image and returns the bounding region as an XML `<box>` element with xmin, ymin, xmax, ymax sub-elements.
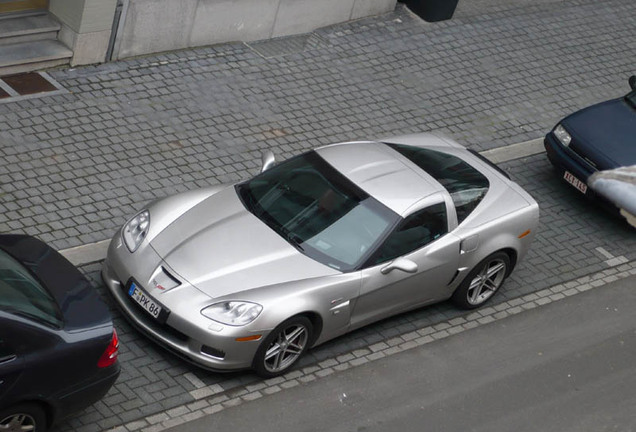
<box><xmin>624</xmin><ymin>91</ymin><xmax>636</xmax><ymax>109</ymax></box>
<box><xmin>237</xmin><ymin>152</ymin><xmax>399</xmax><ymax>271</ymax></box>
<box><xmin>0</xmin><ymin>249</ymin><xmax>63</xmax><ymax>328</ymax></box>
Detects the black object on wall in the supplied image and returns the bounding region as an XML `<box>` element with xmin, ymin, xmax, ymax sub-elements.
<box><xmin>399</xmin><ymin>0</ymin><xmax>460</xmax><ymax>22</ymax></box>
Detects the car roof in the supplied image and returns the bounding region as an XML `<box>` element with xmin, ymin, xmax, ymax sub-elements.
<box><xmin>315</xmin><ymin>141</ymin><xmax>445</xmax><ymax>215</ymax></box>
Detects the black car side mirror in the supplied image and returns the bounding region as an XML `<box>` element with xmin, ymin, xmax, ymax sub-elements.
<box><xmin>629</xmin><ymin>75</ymin><xmax>636</xmax><ymax>91</ymax></box>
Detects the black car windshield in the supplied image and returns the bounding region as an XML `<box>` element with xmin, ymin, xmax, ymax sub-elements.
<box><xmin>0</xmin><ymin>249</ymin><xmax>63</xmax><ymax>328</ymax></box>
<box><xmin>237</xmin><ymin>152</ymin><xmax>399</xmax><ymax>271</ymax></box>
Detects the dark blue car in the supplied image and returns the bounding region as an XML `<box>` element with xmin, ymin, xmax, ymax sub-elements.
<box><xmin>544</xmin><ymin>76</ymin><xmax>636</xmax><ymax>203</ymax></box>
<box><xmin>0</xmin><ymin>235</ymin><xmax>120</xmax><ymax>432</ymax></box>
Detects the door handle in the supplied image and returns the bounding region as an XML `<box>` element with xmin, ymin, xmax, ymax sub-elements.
<box><xmin>0</xmin><ymin>354</ymin><xmax>16</xmax><ymax>364</ymax></box>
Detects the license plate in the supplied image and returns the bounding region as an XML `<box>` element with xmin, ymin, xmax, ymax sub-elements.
<box><xmin>563</xmin><ymin>171</ymin><xmax>587</xmax><ymax>194</ymax></box>
<box><xmin>128</xmin><ymin>282</ymin><xmax>162</xmax><ymax>319</ymax></box>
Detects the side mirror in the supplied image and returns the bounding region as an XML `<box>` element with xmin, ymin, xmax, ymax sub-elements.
<box><xmin>629</xmin><ymin>75</ymin><xmax>636</xmax><ymax>91</ymax></box>
<box><xmin>261</xmin><ymin>151</ymin><xmax>275</xmax><ymax>173</ymax></box>
<box><xmin>380</xmin><ymin>257</ymin><xmax>418</xmax><ymax>275</ymax></box>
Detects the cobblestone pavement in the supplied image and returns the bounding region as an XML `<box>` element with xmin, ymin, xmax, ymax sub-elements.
<box><xmin>0</xmin><ymin>0</ymin><xmax>634</xmax><ymax>430</ymax></box>
<box><xmin>1</xmin><ymin>0</ymin><xmax>634</xmax><ymax>250</ymax></box>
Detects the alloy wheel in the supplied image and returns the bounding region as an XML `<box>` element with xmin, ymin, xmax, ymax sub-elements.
<box><xmin>0</xmin><ymin>413</ymin><xmax>36</xmax><ymax>432</ymax></box>
<box><xmin>263</xmin><ymin>323</ymin><xmax>309</xmax><ymax>373</ymax></box>
<box><xmin>466</xmin><ymin>258</ymin><xmax>507</xmax><ymax>306</ymax></box>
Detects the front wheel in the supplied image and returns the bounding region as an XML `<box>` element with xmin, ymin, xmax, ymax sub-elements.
<box><xmin>253</xmin><ymin>316</ymin><xmax>313</xmax><ymax>378</ymax></box>
<box><xmin>0</xmin><ymin>403</ymin><xmax>47</xmax><ymax>432</ymax></box>
<box><xmin>452</xmin><ymin>252</ymin><xmax>510</xmax><ymax>309</ymax></box>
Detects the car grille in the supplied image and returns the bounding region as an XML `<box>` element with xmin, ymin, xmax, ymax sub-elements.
<box><xmin>568</xmin><ymin>145</ymin><xmax>598</xmax><ymax>172</ymax></box>
<box><xmin>201</xmin><ymin>345</ymin><xmax>226</xmax><ymax>359</ymax></box>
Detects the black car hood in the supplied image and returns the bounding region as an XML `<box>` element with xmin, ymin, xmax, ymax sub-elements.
<box><xmin>0</xmin><ymin>235</ymin><xmax>111</xmax><ymax>331</ymax></box>
<box><xmin>562</xmin><ymin>98</ymin><xmax>636</xmax><ymax>169</ymax></box>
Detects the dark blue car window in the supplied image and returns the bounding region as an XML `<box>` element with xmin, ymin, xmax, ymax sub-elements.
<box><xmin>0</xmin><ymin>250</ymin><xmax>62</xmax><ymax>328</ymax></box>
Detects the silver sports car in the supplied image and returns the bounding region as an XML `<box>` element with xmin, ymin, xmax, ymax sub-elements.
<box><xmin>102</xmin><ymin>133</ymin><xmax>539</xmax><ymax>377</ymax></box>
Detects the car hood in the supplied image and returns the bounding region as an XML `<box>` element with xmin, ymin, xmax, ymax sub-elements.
<box><xmin>0</xmin><ymin>235</ymin><xmax>111</xmax><ymax>331</ymax></box>
<box><xmin>562</xmin><ymin>98</ymin><xmax>636</xmax><ymax>168</ymax></box>
<box><xmin>150</xmin><ymin>187</ymin><xmax>339</xmax><ymax>299</ymax></box>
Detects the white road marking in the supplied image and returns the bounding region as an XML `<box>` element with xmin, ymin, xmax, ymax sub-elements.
<box><xmin>60</xmin><ymin>239</ymin><xmax>110</xmax><ymax>267</ymax></box>
<box><xmin>184</xmin><ymin>372</ymin><xmax>207</xmax><ymax>389</ymax></box>
<box><xmin>480</xmin><ymin>138</ymin><xmax>545</xmax><ymax>164</ymax></box>
<box><xmin>595</xmin><ymin>247</ymin><xmax>629</xmax><ymax>267</ymax></box>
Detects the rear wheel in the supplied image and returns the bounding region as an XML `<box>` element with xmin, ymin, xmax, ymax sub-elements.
<box><xmin>253</xmin><ymin>316</ymin><xmax>313</xmax><ymax>378</ymax></box>
<box><xmin>452</xmin><ymin>252</ymin><xmax>510</xmax><ymax>309</ymax></box>
<box><xmin>0</xmin><ymin>403</ymin><xmax>47</xmax><ymax>432</ymax></box>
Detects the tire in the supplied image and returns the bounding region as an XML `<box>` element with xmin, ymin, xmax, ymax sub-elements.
<box><xmin>0</xmin><ymin>403</ymin><xmax>47</xmax><ymax>432</ymax></box>
<box><xmin>452</xmin><ymin>252</ymin><xmax>511</xmax><ymax>310</ymax></box>
<box><xmin>253</xmin><ymin>316</ymin><xmax>313</xmax><ymax>378</ymax></box>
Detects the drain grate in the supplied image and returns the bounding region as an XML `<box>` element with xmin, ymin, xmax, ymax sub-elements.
<box><xmin>246</xmin><ymin>33</ymin><xmax>329</xmax><ymax>58</ymax></box>
<box><xmin>0</xmin><ymin>72</ymin><xmax>65</xmax><ymax>102</ymax></box>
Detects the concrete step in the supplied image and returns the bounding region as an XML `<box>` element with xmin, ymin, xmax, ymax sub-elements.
<box><xmin>0</xmin><ymin>13</ymin><xmax>61</xmax><ymax>46</ymax></box>
<box><xmin>0</xmin><ymin>40</ymin><xmax>72</xmax><ymax>76</ymax></box>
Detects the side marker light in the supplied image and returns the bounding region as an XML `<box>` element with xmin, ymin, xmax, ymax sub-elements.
<box><xmin>518</xmin><ymin>230</ymin><xmax>531</xmax><ymax>239</ymax></box>
<box><xmin>235</xmin><ymin>335</ymin><xmax>262</xmax><ymax>342</ymax></box>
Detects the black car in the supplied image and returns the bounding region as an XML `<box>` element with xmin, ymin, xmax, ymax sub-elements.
<box><xmin>0</xmin><ymin>235</ymin><xmax>120</xmax><ymax>432</ymax></box>
<box><xmin>544</xmin><ymin>76</ymin><xmax>636</xmax><ymax>204</ymax></box>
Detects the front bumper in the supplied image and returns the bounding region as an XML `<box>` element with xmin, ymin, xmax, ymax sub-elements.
<box><xmin>101</xmin><ymin>233</ymin><xmax>265</xmax><ymax>372</ymax></box>
<box><xmin>544</xmin><ymin>133</ymin><xmax>621</xmax><ymax>212</ymax></box>
<box><xmin>544</xmin><ymin>132</ymin><xmax>596</xmax><ymax>188</ymax></box>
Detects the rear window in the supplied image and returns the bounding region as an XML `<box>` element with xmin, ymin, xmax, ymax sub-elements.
<box><xmin>0</xmin><ymin>250</ymin><xmax>62</xmax><ymax>328</ymax></box>
<box><xmin>387</xmin><ymin>143</ymin><xmax>490</xmax><ymax>224</ymax></box>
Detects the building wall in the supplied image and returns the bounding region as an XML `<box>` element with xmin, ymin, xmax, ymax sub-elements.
<box><xmin>50</xmin><ymin>0</ymin><xmax>117</xmax><ymax>65</ymax></box>
<box><xmin>112</xmin><ymin>0</ymin><xmax>397</xmax><ymax>60</ymax></box>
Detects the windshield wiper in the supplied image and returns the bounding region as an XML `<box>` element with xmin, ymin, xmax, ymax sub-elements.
<box><xmin>280</xmin><ymin>227</ymin><xmax>304</xmax><ymax>251</ymax></box>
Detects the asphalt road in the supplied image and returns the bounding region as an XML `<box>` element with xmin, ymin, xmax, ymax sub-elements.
<box><xmin>167</xmin><ymin>275</ymin><xmax>636</xmax><ymax>432</ymax></box>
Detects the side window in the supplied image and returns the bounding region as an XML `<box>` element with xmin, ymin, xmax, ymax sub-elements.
<box><xmin>372</xmin><ymin>203</ymin><xmax>448</xmax><ymax>265</ymax></box>
<box><xmin>0</xmin><ymin>251</ymin><xmax>62</xmax><ymax>328</ymax></box>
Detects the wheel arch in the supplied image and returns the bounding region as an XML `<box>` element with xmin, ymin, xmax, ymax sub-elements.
<box><xmin>297</xmin><ymin>311</ymin><xmax>323</xmax><ymax>347</ymax></box>
<box><xmin>0</xmin><ymin>400</ymin><xmax>55</xmax><ymax>430</ymax></box>
<box><xmin>499</xmin><ymin>247</ymin><xmax>518</xmax><ymax>276</ymax></box>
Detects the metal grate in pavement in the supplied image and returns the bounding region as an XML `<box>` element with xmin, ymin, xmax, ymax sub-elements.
<box><xmin>246</xmin><ymin>33</ymin><xmax>329</xmax><ymax>58</ymax></box>
<box><xmin>0</xmin><ymin>71</ymin><xmax>65</xmax><ymax>103</ymax></box>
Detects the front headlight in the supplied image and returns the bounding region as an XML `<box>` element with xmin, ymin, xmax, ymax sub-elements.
<box><xmin>553</xmin><ymin>124</ymin><xmax>572</xmax><ymax>147</ymax></box>
<box><xmin>201</xmin><ymin>301</ymin><xmax>263</xmax><ymax>326</ymax></box>
<box><xmin>123</xmin><ymin>210</ymin><xmax>150</xmax><ymax>252</ymax></box>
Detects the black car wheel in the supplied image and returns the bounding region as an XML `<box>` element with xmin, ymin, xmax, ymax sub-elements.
<box><xmin>452</xmin><ymin>252</ymin><xmax>510</xmax><ymax>309</ymax></box>
<box><xmin>253</xmin><ymin>316</ymin><xmax>313</xmax><ymax>378</ymax></box>
<box><xmin>0</xmin><ymin>403</ymin><xmax>47</xmax><ymax>432</ymax></box>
